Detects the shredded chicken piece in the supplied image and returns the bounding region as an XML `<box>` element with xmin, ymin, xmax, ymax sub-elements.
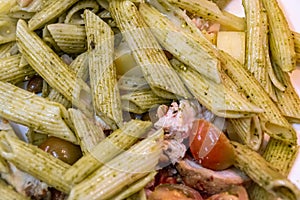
<box><xmin>162</xmin><ymin>139</ymin><xmax>186</xmax><ymax>164</ymax></box>
<box><xmin>155</xmin><ymin>100</ymin><xmax>217</xmax><ymax>164</ymax></box>
<box><xmin>1</xmin><ymin>163</ymin><xmax>50</xmax><ymax>200</ymax></box>
<box><xmin>154</xmin><ymin>100</ymin><xmax>201</xmax><ymax>140</ymax></box>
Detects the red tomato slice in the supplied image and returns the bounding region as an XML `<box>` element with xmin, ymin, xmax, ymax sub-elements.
<box><xmin>189</xmin><ymin>119</ymin><xmax>235</xmax><ymax>170</ymax></box>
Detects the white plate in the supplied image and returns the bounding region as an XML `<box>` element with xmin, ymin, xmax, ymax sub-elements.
<box><xmin>226</xmin><ymin>0</ymin><xmax>300</xmax><ymax>189</ymax></box>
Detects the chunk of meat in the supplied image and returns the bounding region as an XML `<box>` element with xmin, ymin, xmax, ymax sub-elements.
<box><xmin>1</xmin><ymin>163</ymin><xmax>50</xmax><ymax>200</ymax></box>
<box><xmin>154</xmin><ymin>100</ymin><xmax>201</xmax><ymax>140</ymax></box>
<box><xmin>176</xmin><ymin>158</ymin><xmax>249</xmax><ymax>195</ymax></box>
<box><xmin>155</xmin><ymin>100</ymin><xmax>216</xmax><ymax>164</ymax></box>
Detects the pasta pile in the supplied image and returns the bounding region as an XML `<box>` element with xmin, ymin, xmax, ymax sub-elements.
<box><xmin>0</xmin><ymin>0</ymin><xmax>299</xmax><ymax>199</ymax></box>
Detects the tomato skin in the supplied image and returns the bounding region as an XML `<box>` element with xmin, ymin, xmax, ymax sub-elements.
<box><xmin>189</xmin><ymin>119</ymin><xmax>235</xmax><ymax>171</ymax></box>
<box><xmin>148</xmin><ymin>184</ymin><xmax>203</xmax><ymax>200</ymax></box>
<box><xmin>39</xmin><ymin>137</ymin><xmax>82</xmax><ymax>165</ymax></box>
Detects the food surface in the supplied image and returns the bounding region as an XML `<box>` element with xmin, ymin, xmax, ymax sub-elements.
<box><xmin>0</xmin><ymin>0</ymin><xmax>299</xmax><ymax>199</ymax></box>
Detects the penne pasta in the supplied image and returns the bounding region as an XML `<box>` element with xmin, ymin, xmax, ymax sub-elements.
<box><xmin>139</xmin><ymin>2</ymin><xmax>221</xmax><ymax>84</ymax></box>
<box><xmin>228</xmin><ymin>116</ymin><xmax>263</xmax><ymax>151</ymax></box>
<box><xmin>68</xmin><ymin>108</ymin><xmax>106</xmax><ymax>154</ymax></box>
<box><xmin>232</xmin><ymin>141</ymin><xmax>300</xmax><ymax>200</ymax></box>
<box><xmin>263</xmin><ymin>139</ymin><xmax>298</xmax><ymax>176</ymax></box>
<box><xmin>242</xmin><ymin>0</ymin><xmax>277</xmax><ymax>101</ymax></box>
<box><xmin>221</xmin><ymin>51</ymin><xmax>297</xmax><ymax>144</ymax></box>
<box><xmin>261</xmin><ymin>0</ymin><xmax>296</xmax><ymax>72</ymax></box>
<box><xmin>16</xmin><ymin>20</ymin><xmax>92</xmax><ymax>116</ymax></box>
<box><xmin>68</xmin><ymin>128</ymin><xmax>163</xmax><ymax>200</ymax></box>
<box><xmin>63</xmin><ymin>119</ymin><xmax>152</xmax><ymax>184</ymax></box>
<box><xmin>47</xmin><ymin>23</ymin><xmax>87</xmax><ymax>54</ymax></box>
<box><xmin>0</xmin><ymin>0</ymin><xmax>298</xmax><ymax>198</ymax></box>
<box><xmin>0</xmin><ymin>131</ymin><xmax>71</xmax><ymax>193</ymax></box>
<box><xmin>121</xmin><ymin>89</ymin><xmax>171</xmax><ymax>113</ymax></box>
<box><xmin>171</xmin><ymin>59</ymin><xmax>263</xmax><ymax>118</ymax></box>
<box><xmin>274</xmin><ymin>64</ymin><xmax>300</xmax><ymax>123</ymax></box>
<box><xmin>84</xmin><ymin>9</ymin><xmax>123</xmax><ymax>128</ymax></box>
<box><xmin>111</xmin><ymin>171</ymin><xmax>157</xmax><ymax>200</ymax></box>
<box><xmin>0</xmin><ymin>42</ymin><xmax>18</xmax><ymax>58</ymax></box>
<box><xmin>28</xmin><ymin>0</ymin><xmax>79</xmax><ymax>30</ymax></box>
<box><xmin>0</xmin><ymin>54</ymin><xmax>36</xmax><ymax>84</ymax></box>
<box><xmin>249</xmin><ymin>139</ymin><xmax>299</xmax><ymax>199</ymax></box>
<box><xmin>26</xmin><ymin>128</ymin><xmax>49</xmax><ymax>146</ymax></box>
<box><xmin>47</xmin><ymin>52</ymin><xmax>89</xmax><ymax>108</ymax></box>
<box><xmin>110</xmin><ymin>0</ymin><xmax>191</xmax><ymax>99</ymax></box>
<box><xmin>64</xmin><ymin>0</ymin><xmax>99</xmax><ymax>24</ymax></box>
<box><xmin>167</xmin><ymin>0</ymin><xmax>245</xmax><ymax>31</ymax></box>
<box><xmin>0</xmin><ymin>81</ymin><xmax>77</xmax><ymax>143</ymax></box>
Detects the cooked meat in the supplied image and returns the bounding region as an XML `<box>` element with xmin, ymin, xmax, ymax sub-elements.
<box><xmin>1</xmin><ymin>163</ymin><xmax>50</xmax><ymax>200</ymax></box>
<box><xmin>176</xmin><ymin>158</ymin><xmax>249</xmax><ymax>194</ymax></box>
<box><xmin>154</xmin><ymin>100</ymin><xmax>201</xmax><ymax>140</ymax></box>
<box><xmin>162</xmin><ymin>139</ymin><xmax>187</xmax><ymax>164</ymax></box>
<box><xmin>155</xmin><ymin>100</ymin><xmax>217</xmax><ymax>164</ymax></box>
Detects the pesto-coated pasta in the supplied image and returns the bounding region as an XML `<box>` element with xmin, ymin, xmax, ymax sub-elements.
<box><xmin>84</xmin><ymin>9</ymin><xmax>123</xmax><ymax>128</ymax></box>
<box><xmin>110</xmin><ymin>0</ymin><xmax>192</xmax><ymax>99</ymax></box>
<box><xmin>16</xmin><ymin>20</ymin><xmax>92</xmax><ymax>116</ymax></box>
<box><xmin>261</xmin><ymin>0</ymin><xmax>296</xmax><ymax>72</ymax></box>
<box><xmin>63</xmin><ymin>120</ymin><xmax>152</xmax><ymax>184</ymax></box>
<box><xmin>232</xmin><ymin>141</ymin><xmax>300</xmax><ymax>200</ymax></box>
<box><xmin>68</xmin><ymin>129</ymin><xmax>163</xmax><ymax>200</ymax></box>
<box><xmin>0</xmin><ymin>131</ymin><xmax>71</xmax><ymax>193</ymax></box>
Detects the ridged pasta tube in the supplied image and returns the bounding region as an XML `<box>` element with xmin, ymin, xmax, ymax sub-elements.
<box><xmin>28</xmin><ymin>0</ymin><xmax>79</xmax><ymax>30</ymax></box>
<box><xmin>16</xmin><ymin>20</ymin><xmax>92</xmax><ymax>116</ymax></box>
<box><xmin>68</xmin><ymin>128</ymin><xmax>163</xmax><ymax>200</ymax></box>
<box><xmin>228</xmin><ymin>116</ymin><xmax>263</xmax><ymax>151</ymax></box>
<box><xmin>171</xmin><ymin>59</ymin><xmax>263</xmax><ymax>118</ymax></box>
<box><xmin>0</xmin><ymin>132</ymin><xmax>71</xmax><ymax>193</ymax></box>
<box><xmin>261</xmin><ymin>0</ymin><xmax>296</xmax><ymax>72</ymax></box>
<box><xmin>242</xmin><ymin>0</ymin><xmax>277</xmax><ymax>101</ymax></box>
<box><xmin>0</xmin><ymin>54</ymin><xmax>36</xmax><ymax>84</ymax></box>
<box><xmin>121</xmin><ymin>89</ymin><xmax>171</xmax><ymax>114</ymax></box>
<box><xmin>110</xmin><ymin>0</ymin><xmax>191</xmax><ymax>99</ymax></box>
<box><xmin>221</xmin><ymin>51</ymin><xmax>297</xmax><ymax>144</ymax></box>
<box><xmin>64</xmin><ymin>0</ymin><xmax>99</xmax><ymax>24</ymax></box>
<box><xmin>167</xmin><ymin>0</ymin><xmax>245</xmax><ymax>31</ymax></box>
<box><xmin>47</xmin><ymin>52</ymin><xmax>89</xmax><ymax>109</ymax></box>
<box><xmin>232</xmin><ymin>141</ymin><xmax>300</xmax><ymax>200</ymax></box>
<box><xmin>63</xmin><ymin>119</ymin><xmax>152</xmax><ymax>184</ymax></box>
<box><xmin>84</xmin><ymin>9</ymin><xmax>123</xmax><ymax>128</ymax></box>
<box><xmin>47</xmin><ymin>24</ymin><xmax>87</xmax><ymax>54</ymax></box>
<box><xmin>110</xmin><ymin>171</ymin><xmax>157</xmax><ymax>200</ymax></box>
<box><xmin>0</xmin><ymin>81</ymin><xmax>76</xmax><ymax>143</ymax></box>
<box><xmin>139</xmin><ymin>3</ymin><xmax>221</xmax><ymax>84</ymax></box>
<box><xmin>68</xmin><ymin>108</ymin><xmax>105</xmax><ymax>154</ymax></box>
<box><xmin>274</xmin><ymin>65</ymin><xmax>300</xmax><ymax>123</ymax></box>
<box><xmin>249</xmin><ymin>138</ymin><xmax>299</xmax><ymax>199</ymax></box>
<box><xmin>0</xmin><ymin>42</ymin><xmax>18</xmax><ymax>58</ymax></box>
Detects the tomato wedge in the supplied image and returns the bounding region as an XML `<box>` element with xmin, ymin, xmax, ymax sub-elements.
<box><xmin>189</xmin><ymin>119</ymin><xmax>235</xmax><ymax>170</ymax></box>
